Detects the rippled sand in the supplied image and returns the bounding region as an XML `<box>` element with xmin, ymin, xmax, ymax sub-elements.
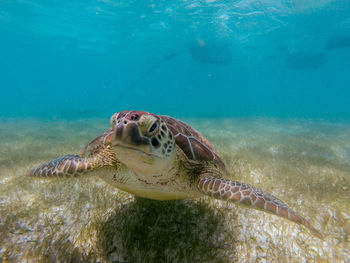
<box><xmin>0</xmin><ymin>117</ymin><xmax>349</xmax><ymax>262</ymax></box>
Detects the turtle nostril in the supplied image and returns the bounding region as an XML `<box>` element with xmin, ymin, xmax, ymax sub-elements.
<box><xmin>124</xmin><ymin>120</ymin><xmax>127</xmax><ymax>125</ymax></box>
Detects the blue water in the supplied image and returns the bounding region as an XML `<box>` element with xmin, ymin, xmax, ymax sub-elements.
<box><xmin>1</xmin><ymin>0</ymin><xmax>350</xmax><ymax>120</ymax></box>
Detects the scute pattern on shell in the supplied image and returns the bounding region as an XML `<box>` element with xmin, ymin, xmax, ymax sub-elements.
<box><xmin>160</xmin><ymin>115</ymin><xmax>226</xmax><ymax>170</ymax></box>
<box><xmin>80</xmin><ymin>128</ymin><xmax>113</xmax><ymax>157</ymax></box>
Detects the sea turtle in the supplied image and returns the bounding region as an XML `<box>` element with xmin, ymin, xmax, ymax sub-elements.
<box><xmin>27</xmin><ymin>110</ymin><xmax>322</xmax><ymax>238</ymax></box>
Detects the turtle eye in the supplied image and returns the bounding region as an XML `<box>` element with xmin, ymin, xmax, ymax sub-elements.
<box><xmin>149</xmin><ymin>121</ymin><xmax>159</xmax><ymax>134</ymax></box>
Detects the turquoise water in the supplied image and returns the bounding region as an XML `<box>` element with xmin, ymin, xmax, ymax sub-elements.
<box><xmin>1</xmin><ymin>1</ymin><xmax>350</xmax><ymax>262</ymax></box>
<box><xmin>1</xmin><ymin>0</ymin><xmax>350</xmax><ymax>120</ymax></box>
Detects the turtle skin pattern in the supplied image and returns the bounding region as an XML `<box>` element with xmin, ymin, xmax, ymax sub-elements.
<box><xmin>27</xmin><ymin>145</ymin><xmax>118</xmax><ymax>177</ymax></box>
<box><xmin>198</xmin><ymin>176</ymin><xmax>322</xmax><ymax>238</ymax></box>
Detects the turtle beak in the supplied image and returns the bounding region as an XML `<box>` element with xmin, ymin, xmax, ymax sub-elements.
<box><xmin>113</xmin><ymin>120</ymin><xmax>150</xmax><ymax>150</ymax></box>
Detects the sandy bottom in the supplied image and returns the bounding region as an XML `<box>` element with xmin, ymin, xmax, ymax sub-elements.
<box><xmin>0</xmin><ymin>117</ymin><xmax>349</xmax><ymax>262</ymax></box>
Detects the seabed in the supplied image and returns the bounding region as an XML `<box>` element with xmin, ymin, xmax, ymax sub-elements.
<box><xmin>0</xmin><ymin>117</ymin><xmax>349</xmax><ymax>262</ymax></box>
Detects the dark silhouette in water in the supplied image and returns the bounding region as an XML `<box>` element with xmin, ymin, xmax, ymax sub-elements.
<box><xmin>189</xmin><ymin>39</ymin><xmax>233</xmax><ymax>65</ymax></box>
<box><xmin>285</xmin><ymin>52</ymin><xmax>326</xmax><ymax>69</ymax></box>
<box><xmin>326</xmin><ymin>36</ymin><xmax>350</xmax><ymax>50</ymax></box>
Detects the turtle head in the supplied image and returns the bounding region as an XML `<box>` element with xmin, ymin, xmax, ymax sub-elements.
<box><xmin>110</xmin><ymin>111</ymin><xmax>175</xmax><ymax>175</ymax></box>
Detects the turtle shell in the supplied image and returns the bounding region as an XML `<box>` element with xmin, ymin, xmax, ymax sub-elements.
<box><xmin>80</xmin><ymin>128</ymin><xmax>113</xmax><ymax>157</ymax></box>
<box><xmin>160</xmin><ymin>115</ymin><xmax>226</xmax><ymax>170</ymax></box>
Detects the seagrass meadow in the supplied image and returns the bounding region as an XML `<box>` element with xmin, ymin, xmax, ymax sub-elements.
<box><xmin>0</xmin><ymin>117</ymin><xmax>349</xmax><ymax>262</ymax></box>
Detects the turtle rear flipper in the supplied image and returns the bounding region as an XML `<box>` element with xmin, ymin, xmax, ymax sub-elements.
<box><xmin>198</xmin><ymin>176</ymin><xmax>323</xmax><ymax>239</ymax></box>
<box><xmin>27</xmin><ymin>145</ymin><xmax>118</xmax><ymax>178</ymax></box>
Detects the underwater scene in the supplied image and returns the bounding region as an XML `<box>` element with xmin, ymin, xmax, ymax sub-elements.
<box><xmin>0</xmin><ymin>0</ymin><xmax>350</xmax><ymax>262</ymax></box>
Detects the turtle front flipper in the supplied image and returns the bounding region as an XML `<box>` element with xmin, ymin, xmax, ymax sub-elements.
<box><xmin>198</xmin><ymin>176</ymin><xmax>323</xmax><ymax>239</ymax></box>
<box><xmin>27</xmin><ymin>155</ymin><xmax>95</xmax><ymax>177</ymax></box>
<box><xmin>27</xmin><ymin>145</ymin><xmax>118</xmax><ymax>178</ymax></box>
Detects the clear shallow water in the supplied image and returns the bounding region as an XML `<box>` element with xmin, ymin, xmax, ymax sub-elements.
<box><xmin>0</xmin><ymin>0</ymin><xmax>350</xmax><ymax>120</ymax></box>
<box><xmin>1</xmin><ymin>1</ymin><xmax>350</xmax><ymax>262</ymax></box>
